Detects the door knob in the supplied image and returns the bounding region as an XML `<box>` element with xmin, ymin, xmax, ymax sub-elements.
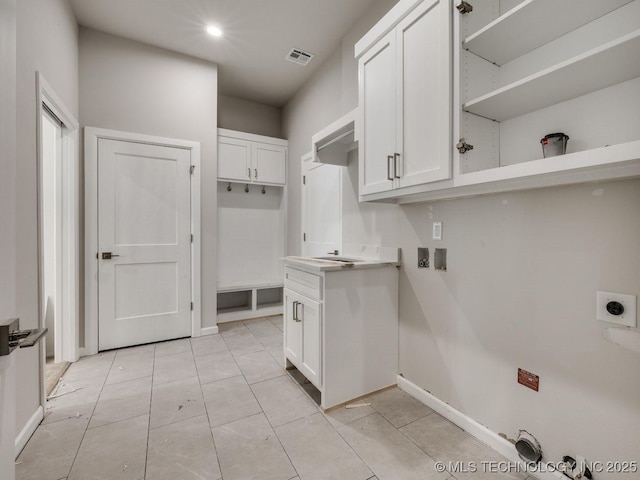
<box><xmin>101</xmin><ymin>252</ymin><xmax>120</xmax><ymax>260</ymax></box>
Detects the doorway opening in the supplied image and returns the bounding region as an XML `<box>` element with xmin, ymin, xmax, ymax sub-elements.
<box><xmin>36</xmin><ymin>73</ymin><xmax>80</xmax><ymax>400</ymax></box>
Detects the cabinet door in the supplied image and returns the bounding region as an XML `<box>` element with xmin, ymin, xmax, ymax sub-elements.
<box><xmin>299</xmin><ymin>297</ymin><xmax>321</xmax><ymax>388</ymax></box>
<box><xmin>253</xmin><ymin>143</ymin><xmax>286</xmax><ymax>185</ymax></box>
<box><xmin>358</xmin><ymin>30</ymin><xmax>397</xmax><ymax>196</ymax></box>
<box><xmin>218</xmin><ymin>137</ymin><xmax>252</xmax><ymax>182</ymax></box>
<box><xmin>284</xmin><ymin>289</ymin><xmax>302</xmax><ymax>366</ymax></box>
<box><xmin>396</xmin><ymin>0</ymin><xmax>451</xmax><ymax>188</ymax></box>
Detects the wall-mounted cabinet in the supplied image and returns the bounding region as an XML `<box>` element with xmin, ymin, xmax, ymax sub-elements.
<box><xmin>355</xmin><ymin>0</ymin><xmax>452</xmax><ymax>198</ymax></box>
<box><xmin>355</xmin><ymin>0</ymin><xmax>640</xmax><ymax>204</ymax></box>
<box><xmin>218</xmin><ymin>128</ymin><xmax>287</xmax><ymax>186</ymax></box>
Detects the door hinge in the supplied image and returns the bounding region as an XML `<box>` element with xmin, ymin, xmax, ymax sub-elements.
<box><xmin>303</xmin><ymin>233</ymin><xmax>306</xmax><ymax>242</ymax></box>
<box><xmin>190</xmin><ymin>234</ymin><xmax>193</xmax><ymax>243</ymax></box>
<box><xmin>456</xmin><ymin>138</ymin><xmax>474</xmax><ymax>154</ymax></box>
<box><xmin>190</xmin><ymin>302</ymin><xmax>194</xmax><ymax>311</ymax></box>
<box><xmin>96</xmin><ymin>252</ymin><xmax>99</xmax><ymax>259</ymax></box>
<box><xmin>456</xmin><ymin>1</ymin><xmax>473</xmax><ymax>14</ymax></box>
<box><xmin>190</xmin><ymin>165</ymin><xmax>195</xmax><ymax>174</ymax></box>
<box><xmin>303</xmin><ymin>175</ymin><xmax>306</xmax><ymax>185</ymax></box>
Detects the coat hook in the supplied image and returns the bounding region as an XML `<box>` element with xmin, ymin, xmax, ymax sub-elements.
<box><xmin>245</xmin><ymin>184</ymin><xmax>249</xmax><ymax>193</ymax></box>
<box><xmin>261</xmin><ymin>186</ymin><xmax>266</xmax><ymax>194</ymax></box>
<box><xmin>227</xmin><ymin>182</ymin><xmax>232</xmax><ymax>192</ymax></box>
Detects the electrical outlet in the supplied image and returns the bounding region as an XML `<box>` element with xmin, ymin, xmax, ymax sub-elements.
<box><xmin>596</xmin><ymin>291</ymin><xmax>636</xmax><ymax>327</ymax></box>
<box><xmin>432</xmin><ymin>221</ymin><xmax>442</xmax><ymax>240</ymax></box>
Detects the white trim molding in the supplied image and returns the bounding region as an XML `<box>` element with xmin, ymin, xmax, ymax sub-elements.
<box><xmin>200</xmin><ymin>325</ymin><xmax>220</xmax><ymax>336</ymax></box>
<box><xmin>15</xmin><ymin>406</ymin><xmax>43</xmax><ymax>458</ymax></box>
<box><xmin>84</xmin><ymin>127</ymin><xmax>202</xmax><ymax>354</ymax></box>
<box><xmin>397</xmin><ymin>375</ymin><xmax>563</xmax><ymax>480</ymax></box>
<box><xmin>36</xmin><ymin>72</ymin><xmax>80</xmax><ymax>366</ymax></box>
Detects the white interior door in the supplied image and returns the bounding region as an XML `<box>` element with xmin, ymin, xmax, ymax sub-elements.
<box><xmin>302</xmin><ymin>159</ymin><xmax>342</xmax><ymax>257</ymax></box>
<box><xmin>41</xmin><ymin>110</ymin><xmax>63</xmax><ymax>361</ymax></box>
<box><xmin>98</xmin><ymin>139</ymin><xmax>191</xmax><ymax>350</ymax></box>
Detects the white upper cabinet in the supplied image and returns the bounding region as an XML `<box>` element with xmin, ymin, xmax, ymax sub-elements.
<box><xmin>359</xmin><ymin>31</ymin><xmax>397</xmax><ymax>195</ymax></box>
<box><xmin>355</xmin><ymin>0</ymin><xmax>640</xmax><ymax>204</ymax></box>
<box><xmin>357</xmin><ymin>0</ymin><xmax>452</xmax><ymax>198</ymax></box>
<box><xmin>253</xmin><ymin>142</ymin><xmax>287</xmax><ymax>185</ymax></box>
<box><xmin>218</xmin><ymin>128</ymin><xmax>287</xmax><ymax>186</ymax></box>
<box><xmin>218</xmin><ymin>136</ymin><xmax>252</xmax><ymax>182</ymax></box>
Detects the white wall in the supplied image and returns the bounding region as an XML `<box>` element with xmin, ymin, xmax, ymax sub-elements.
<box><xmin>283</xmin><ymin>0</ymin><xmax>640</xmax><ymax>473</ymax></box>
<box><xmin>283</xmin><ymin>0</ymin><xmax>400</xmax><ymax>256</ymax></box>
<box><xmin>396</xmin><ymin>179</ymin><xmax>640</xmax><ymax>470</ymax></box>
<box><xmin>79</xmin><ymin>28</ymin><xmax>219</xmax><ymax>328</ymax></box>
<box><xmin>15</xmin><ymin>0</ymin><xmax>79</xmax><ymax>438</ymax></box>
<box><xmin>0</xmin><ymin>0</ymin><xmax>16</xmax><ymax>320</ymax></box>
<box><xmin>217</xmin><ymin>185</ymin><xmax>285</xmax><ymax>287</ymax></box>
<box><xmin>218</xmin><ymin>94</ymin><xmax>282</xmax><ymax>138</ymax></box>
<box><xmin>0</xmin><ymin>0</ymin><xmax>17</xmax><ymax>476</ymax></box>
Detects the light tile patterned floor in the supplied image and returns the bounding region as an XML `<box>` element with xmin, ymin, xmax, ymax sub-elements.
<box><xmin>16</xmin><ymin>315</ymin><xmax>537</xmax><ymax>480</ymax></box>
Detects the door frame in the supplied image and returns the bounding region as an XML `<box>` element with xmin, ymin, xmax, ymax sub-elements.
<box><xmin>36</xmin><ymin>72</ymin><xmax>80</xmax><ymax>366</ymax></box>
<box><xmin>84</xmin><ymin>127</ymin><xmax>202</xmax><ymax>356</ymax></box>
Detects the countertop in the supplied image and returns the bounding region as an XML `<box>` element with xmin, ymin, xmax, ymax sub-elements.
<box><xmin>283</xmin><ymin>255</ymin><xmax>399</xmax><ymax>273</ymax></box>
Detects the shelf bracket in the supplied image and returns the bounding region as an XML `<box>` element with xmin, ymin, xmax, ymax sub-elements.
<box><xmin>456</xmin><ymin>1</ymin><xmax>473</xmax><ymax>14</ymax></box>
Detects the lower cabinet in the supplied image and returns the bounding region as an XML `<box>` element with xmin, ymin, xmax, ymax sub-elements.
<box><xmin>284</xmin><ymin>288</ymin><xmax>321</xmax><ymax>388</ymax></box>
<box><xmin>283</xmin><ymin>264</ymin><xmax>398</xmax><ymax>409</ymax></box>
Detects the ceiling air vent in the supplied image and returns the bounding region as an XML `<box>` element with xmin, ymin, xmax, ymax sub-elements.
<box><xmin>285</xmin><ymin>48</ymin><xmax>314</xmax><ymax>66</ymax></box>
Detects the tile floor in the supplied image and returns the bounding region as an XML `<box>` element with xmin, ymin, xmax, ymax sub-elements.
<box><xmin>17</xmin><ymin>316</ymin><xmax>537</xmax><ymax>480</ymax></box>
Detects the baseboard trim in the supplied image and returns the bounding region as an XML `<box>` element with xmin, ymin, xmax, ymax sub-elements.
<box><xmin>397</xmin><ymin>375</ymin><xmax>563</xmax><ymax>480</ymax></box>
<box><xmin>200</xmin><ymin>325</ymin><xmax>220</xmax><ymax>336</ymax></box>
<box><xmin>15</xmin><ymin>406</ymin><xmax>43</xmax><ymax>458</ymax></box>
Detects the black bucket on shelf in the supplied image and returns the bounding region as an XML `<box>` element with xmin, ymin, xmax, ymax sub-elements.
<box><xmin>540</xmin><ymin>132</ymin><xmax>569</xmax><ymax>158</ymax></box>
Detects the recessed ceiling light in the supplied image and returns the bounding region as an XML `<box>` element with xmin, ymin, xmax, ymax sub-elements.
<box><xmin>206</xmin><ymin>26</ymin><xmax>223</xmax><ymax>37</ymax></box>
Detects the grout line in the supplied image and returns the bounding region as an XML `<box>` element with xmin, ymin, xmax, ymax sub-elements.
<box><xmin>142</xmin><ymin>344</ymin><xmax>156</xmax><ymax>480</ymax></box>
<box><xmin>65</xmin><ymin>351</ymin><xmax>117</xmax><ymax>478</ymax></box>
<box><xmin>227</xmin><ymin>333</ymin><xmax>301</xmax><ymax>479</ymax></box>
<box><xmin>193</xmin><ymin>334</ymin><xmax>224</xmax><ymax>480</ymax></box>
<box><xmin>332</xmin><ymin>412</ymin><xmax>379</xmax><ymax>478</ymax></box>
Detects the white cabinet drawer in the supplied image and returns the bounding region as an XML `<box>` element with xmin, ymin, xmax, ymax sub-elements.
<box><xmin>284</xmin><ymin>267</ymin><xmax>322</xmax><ymax>300</ymax></box>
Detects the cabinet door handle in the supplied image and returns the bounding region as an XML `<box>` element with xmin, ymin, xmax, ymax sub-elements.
<box><xmin>293</xmin><ymin>301</ymin><xmax>302</xmax><ymax>322</ymax></box>
<box><xmin>387</xmin><ymin>155</ymin><xmax>394</xmax><ymax>181</ymax></box>
<box><xmin>255</xmin><ymin>168</ymin><xmax>258</xmax><ymax>179</ymax></box>
<box><xmin>248</xmin><ymin>167</ymin><xmax>251</xmax><ymax>178</ymax></box>
<box><xmin>394</xmin><ymin>153</ymin><xmax>401</xmax><ymax>179</ymax></box>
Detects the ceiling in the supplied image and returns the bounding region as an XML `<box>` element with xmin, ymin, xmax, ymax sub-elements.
<box><xmin>69</xmin><ymin>0</ymin><xmax>380</xmax><ymax>107</ymax></box>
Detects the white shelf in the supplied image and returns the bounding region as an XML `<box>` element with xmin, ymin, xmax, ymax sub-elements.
<box><xmin>463</xmin><ymin>30</ymin><xmax>640</xmax><ymax>121</ymax></box>
<box><xmin>217</xmin><ymin>280</ymin><xmax>283</xmax><ymax>292</ymax></box>
<box><xmin>382</xmin><ymin>140</ymin><xmax>640</xmax><ymax>204</ymax></box>
<box><xmin>462</xmin><ymin>0</ymin><xmax>632</xmax><ymax>66</ymax></box>
<box><xmin>312</xmin><ymin>108</ymin><xmax>357</xmax><ymax>166</ymax></box>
